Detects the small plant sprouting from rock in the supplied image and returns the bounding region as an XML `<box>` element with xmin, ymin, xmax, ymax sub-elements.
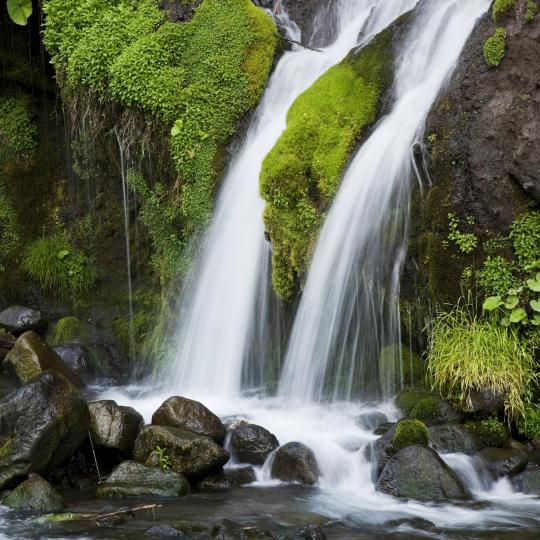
<box><xmin>444</xmin><ymin>213</ymin><xmax>477</xmax><ymax>254</ymax></box>
<box><xmin>155</xmin><ymin>446</ymin><xmax>171</xmax><ymax>471</ymax></box>
<box><xmin>525</xmin><ymin>0</ymin><xmax>538</xmax><ymax>23</ymax></box>
<box><xmin>483</xmin><ymin>28</ymin><xmax>507</xmax><ymax>68</ymax></box>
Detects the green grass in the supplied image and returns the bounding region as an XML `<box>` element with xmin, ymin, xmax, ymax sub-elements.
<box><xmin>427</xmin><ymin>304</ymin><xmax>538</xmax><ymax>421</ymax></box>
<box><xmin>483</xmin><ymin>28</ymin><xmax>506</xmax><ymax>68</ymax></box>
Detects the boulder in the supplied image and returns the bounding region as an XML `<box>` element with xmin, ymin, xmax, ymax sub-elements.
<box><xmin>4</xmin><ymin>474</ymin><xmax>64</xmax><ymax>512</ymax></box>
<box><xmin>477</xmin><ymin>448</ymin><xmax>528</xmax><ymax>478</ymax></box>
<box><xmin>211</xmin><ymin>519</ymin><xmax>274</xmax><ymax>540</ymax></box>
<box><xmin>0</xmin><ymin>306</ymin><xmax>45</xmax><ymax>336</ymax></box>
<box><xmin>395</xmin><ymin>390</ymin><xmax>435</xmax><ymax>416</ymax></box>
<box><xmin>511</xmin><ymin>464</ymin><xmax>540</xmax><ymax>495</ymax></box>
<box><xmin>133</xmin><ymin>425</ymin><xmax>229</xmax><ymax>480</ymax></box>
<box><xmin>152</xmin><ymin>396</ymin><xmax>226</xmax><ymax>443</ymax></box>
<box><xmin>376</xmin><ymin>445</ymin><xmax>469</xmax><ymax>501</ymax></box>
<box><xmin>0</xmin><ymin>462</ymin><xmax>32</xmax><ymax>491</ymax></box>
<box><xmin>4</xmin><ymin>331</ymin><xmax>83</xmax><ymax>388</ymax></box>
<box><xmin>463</xmin><ymin>419</ymin><xmax>508</xmax><ymax>448</ymax></box>
<box><xmin>288</xmin><ymin>525</ymin><xmax>326</xmax><ymax>540</ymax></box>
<box><xmin>145</xmin><ymin>524</ymin><xmax>185</xmax><ymax>537</ymax></box>
<box><xmin>97</xmin><ymin>460</ymin><xmax>189</xmax><ymax>498</ymax></box>
<box><xmin>374</xmin><ymin>422</ymin><xmax>394</xmax><ymax>436</ymax></box>
<box><xmin>428</xmin><ymin>424</ymin><xmax>480</xmax><ymax>454</ymax></box>
<box><xmin>197</xmin><ymin>466</ymin><xmax>255</xmax><ymax>491</ymax></box>
<box><xmin>0</xmin><ymin>371</ymin><xmax>89</xmax><ymax>473</ymax></box>
<box><xmin>271</xmin><ymin>442</ymin><xmax>319</xmax><ymax>486</ymax></box>
<box><xmin>0</xmin><ymin>331</ymin><xmax>16</xmax><ymax>361</ymax></box>
<box><xmin>229</xmin><ymin>423</ymin><xmax>279</xmax><ymax>465</ymax></box>
<box><xmin>355</xmin><ymin>411</ymin><xmax>388</xmax><ymax>431</ymax></box>
<box><xmin>410</xmin><ymin>397</ymin><xmax>462</xmax><ymax>426</ymax></box>
<box><xmin>465</xmin><ymin>389</ymin><xmax>505</xmax><ymax>416</ymax></box>
<box><xmin>54</xmin><ymin>344</ymin><xmax>94</xmax><ymax>380</ymax></box>
<box><xmin>89</xmin><ymin>400</ymin><xmax>144</xmax><ymax>455</ymax></box>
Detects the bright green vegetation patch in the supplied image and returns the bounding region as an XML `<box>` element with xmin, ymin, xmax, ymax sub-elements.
<box><xmin>478</xmin><ymin>256</ymin><xmax>519</xmax><ymax>295</ymax></box>
<box><xmin>0</xmin><ymin>97</ymin><xmax>36</xmax><ymax>168</ymax></box>
<box><xmin>22</xmin><ymin>234</ymin><xmax>98</xmax><ymax>302</ymax></box>
<box><xmin>395</xmin><ymin>389</ymin><xmax>434</xmax><ymax>416</ymax></box>
<box><xmin>483</xmin><ymin>28</ymin><xmax>507</xmax><ymax>68</ymax></box>
<box><xmin>509</xmin><ymin>212</ymin><xmax>540</xmax><ymax>268</ymax></box>
<box><xmin>517</xmin><ymin>403</ymin><xmax>540</xmax><ymax>439</ymax></box>
<box><xmin>43</xmin><ymin>0</ymin><xmax>277</xmax><ymax>282</ymax></box>
<box><xmin>464</xmin><ymin>418</ymin><xmax>508</xmax><ymax>447</ymax></box>
<box><xmin>51</xmin><ymin>316</ymin><xmax>89</xmax><ymax>346</ymax></box>
<box><xmin>427</xmin><ymin>305</ymin><xmax>537</xmax><ymax>421</ymax></box>
<box><xmin>410</xmin><ymin>396</ymin><xmax>440</xmax><ymax>422</ymax></box>
<box><xmin>492</xmin><ymin>0</ymin><xmax>517</xmax><ymax>21</ymax></box>
<box><xmin>526</xmin><ymin>0</ymin><xmax>538</xmax><ymax>22</ymax></box>
<box><xmin>261</xmin><ymin>30</ymin><xmax>393</xmax><ymax>299</ymax></box>
<box><xmin>389</xmin><ymin>419</ymin><xmax>428</xmax><ymax>455</ymax></box>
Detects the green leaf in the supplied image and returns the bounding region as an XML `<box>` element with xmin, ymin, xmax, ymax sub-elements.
<box><xmin>482</xmin><ymin>295</ymin><xmax>503</xmax><ymax>311</ymax></box>
<box><xmin>57</xmin><ymin>249</ymin><xmax>70</xmax><ymax>260</ymax></box>
<box><xmin>530</xmin><ymin>299</ymin><xmax>540</xmax><ymax>312</ymax></box>
<box><xmin>527</xmin><ymin>278</ymin><xmax>540</xmax><ymax>292</ymax></box>
<box><xmin>501</xmin><ymin>317</ymin><xmax>511</xmax><ymax>327</ymax></box>
<box><xmin>510</xmin><ymin>308</ymin><xmax>527</xmax><ymax>323</ymax></box>
<box><xmin>524</xmin><ymin>259</ymin><xmax>540</xmax><ymax>270</ymax></box>
<box><xmin>531</xmin><ymin>314</ymin><xmax>540</xmax><ymax>326</ymax></box>
<box><xmin>504</xmin><ymin>295</ymin><xmax>519</xmax><ymax>309</ymax></box>
<box><xmin>170</xmin><ymin>120</ymin><xmax>182</xmax><ymax>137</ymax></box>
<box><xmin>7</xmin><ymin>0</ymin><xmax>33</xmax><ymax>25</ymax></box>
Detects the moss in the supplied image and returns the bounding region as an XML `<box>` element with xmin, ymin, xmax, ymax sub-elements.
<box><xmin>483</xmin><ymin>28</ymin><xmax>506</xmax><ymax>68</ymax></box>
<box><xmin>389</xmin><ymin>419</ymin><xmax>429</xmax><ymax>455</ymax></box>
<box><xmin>0</xmin><ymin>96</ymin><xmax>36</xmax><ymax>168</ymax></box>
<box><xmin>22</xmin><ymin>234</ymin><xmax>98</xmax><ymax>302</ymax></box>
<box><xmin>517</xmin><ymin>403</ymin><xmax>540</xmax><ymax>440</ymax></box>
<box><xmin>395</xmin><ymin>389</ymin><xmax>434</xmax><ymax>416</ymax></box>
<box><xmin>0</xmin><ymin>436</ymin><xmax>13</xmax><ymax>461</ymax></box>
<box><xmin>526</xmin><ymin>0</ymin><xmax>538</xmax><ymax>22</ymax></box>
<box><xmin>464</xmin><ymin>418</ymin><xmax>508</xmax><ymax>447</ymax></box>
<box><xmin>492</xmin><ymin>0</ymin><xmax>517</xmax><ymax>21</ymax></box>
<box><xmin>51</xmin><ymin>316</ymin><xmax>89</xmax><ymax>346</ymax></box>
<box><xmin>410</xmin><ymin>396</ymin><xmax>440</xmax><ymax>423</ymax></box>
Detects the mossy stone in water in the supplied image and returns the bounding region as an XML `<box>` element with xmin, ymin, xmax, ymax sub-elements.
<box><xmin>410</xmin><ymin>396</ymin><xmax>462</xmax><ymax>426</ymax></box>
<box><xmin>464</xmin><ymin>418</ymin><xmax>508</xmax><ymax>448</ymax></box>
<box><xmin>5</xmin><ymin>474</ymin><xmax>64</xmax><ymax>513</ymax></box>
<box><xmin>395</xmin><ymin>389</ymin><xmax>434</xmax><ymax>416</ymax></box>
<box><xmin>389</xmin><ymin>420</ymin><xmax>428</xmax><ymax>455</ymax></box>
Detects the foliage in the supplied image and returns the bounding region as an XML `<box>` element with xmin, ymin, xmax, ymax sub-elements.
<box><xmin>492</xmin><ymin>0</ymin><xmax>516</xmax><ymax>21</ymax></box>
<box><xmin>261</xmin><ymin>30</ymin><xmax>393</xmax><ymax>299</ymax></box>
<box><xmin>517</xmin><ymin>403</ymin><xmax>540</xmax><ymax>439</ymax></box>
<box><xmin>426</xmin><ymin>304</ymin><xmax>538</xmax><ymax>421</ymax></box>
<box><xmin>0</xmin><ymin>97</ymin><xmax>36</xmax><ymax>168</ymax></box>
<box><xmin>477</xmin><ymin>256</ymin><xmax>519</xmax><ymax>295</ymax></box>
<box><xmin>445</xmin><ymin>213</ymin><xmax>477</xmax><ymax>253</ymax></box>
<box><xmin>509</xmin><ymin>212</ymin><xmax>540</xmax><ymax>268</ymax></box>
<box><xmin>526</xmin><ymin>0</ymin><xmax>538</xmax><ymax>23</ymax></box>
<box><xmin>51</xmin><ymin>316</ymin><xmax>89</xmax><ymax>346</ymax></box>
<box><xmin>154</xmin><ymin>445</ymin><xmax>171</xmax><ymax>470</ymax></box>
<box><xmin>483</xmin><ymin>28</ymin><xmax>507</xmax><ymax>68</ymax></box>
<box><xmin>389</xmin><ymin>420</ymin><xmax>429</xmax><ymax>455</ymax></box>
<box><xmin>22</xmin><ymin>234</ymin><xmax>98</xmax><ymax>302</ymax></box>
<box><xmin>6</xmin><ymin>0</ymin><xmax>32</xmax><ymax>26</ymax></box>
<box><xmin>464</xmin><ymin>418</ymin><xmax>508</xmax><ymax>447</ymax></box>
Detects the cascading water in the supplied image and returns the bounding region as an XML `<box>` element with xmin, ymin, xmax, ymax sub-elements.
<box><xmin>166</xmin><ymin>0</ymin><xmax>416</xmax><ymax>399</ymax></box>
<box><xmin>279</xmin><ymin>0</ymin><xmax>491</xmax><ymax>404</ymax></box>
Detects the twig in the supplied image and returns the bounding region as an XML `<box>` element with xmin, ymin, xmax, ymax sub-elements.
<box><xmin>80</xmin><ymin>504</ymin><xmax>163</xmax><ymax>525</ymax></box>
<box><xmin>274</xmin><ymin>34</ymin><xmax>322</xmax><ymax>53</ymax></box>
<box><xmin>87</xmin><ymin>431</ymin><xmax>102</xmax><ymax>483</ymax></box>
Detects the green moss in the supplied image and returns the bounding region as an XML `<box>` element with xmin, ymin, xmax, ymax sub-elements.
<box><xmin>0</xmin><ymin>436</ymin><xmax>13</xmax><ymax>461</ymax></box>
<box><xmin>526</xmin><ymin>0</ymin><xmax>538</xmax><ymax>22</ymax></box>
<box><xmin>22</xmin><ymin>234</ymin><xmax>98</xmax><ymax>302</ymax></box>
<box><xmin>410</xmin><ymin>396</ymin><xmax>440</xmax><ymax>422</ymax></box>
<box><xmin>492</xmin><ymin>0</ymin><xmax>517</xmax><ymax>21</ymax></box>
<box><xmin>389</xmin><ymin>419</ymin><xmax>429</xmax><ymax>455</ymax></box>
<box><xmin>51</xmin><ymin>316</ymin><xmax>89</xmax><ymax>346</ymax></box>
<box><xmin>464</xmin><ymin>418</ymin><xmax>508</xmax><ymax>447</ymax></box>
<box><xmin>395</xmin><ymin>390</ymin><xmax>434</xmax><ymax>416</ymax></box>
<box><xmin>0</xmin><ymin>97</ymin><xmax>36</xmax><ymax>168</ymax></box>
<box><xmin>261</xmin><ymin>30</ymin><xmax>393</xmax><ymax>299</ymax></box>
<box><xmin>483</xmin><ymin>28</ymin><xmax>506</xmax><ymax>68</ymax></box>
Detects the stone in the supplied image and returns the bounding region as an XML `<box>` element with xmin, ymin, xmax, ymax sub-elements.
<box><xmin>0</xmin><ymin>462</ymin><xmax>32</xmax><ymax>491</ymax></box>
<box><xmin>89</xmin><ymin>400</ymin><xmax>144</xmax><ymax>455</ymax></box>
<box><xmin>511</xmin><ymin>464</ymin><xmax>540</xmax><ymax>495</ymax></box>
<box><xmin>410</xmin><ymin>397</ymin><xmax>462</xmax><ymax>426</ymax></box>
<box><xmin>211</xmin><ymin>519</ymin><xmax>274</xmax><ymax>540</ymax></box>
<box><xmin>428</xmin><ymin>424</ymin><xmax>480</xmax><ymax>454</ymax></box>
<box><xmin>289</xmin><ymin>525</ymin><xmax>326</xmax><ymax>540</ymax></box>
<box><xmin>197</xmin><ymin>466</ymin><xmax>255</xmax><ymax>491</ymax></box>
<box><xmin>152</xmin><ymin>396</ymin><xmax>226</xmax><ymax>443</ymax></box>
<box><xmin>464</xmin><ymin>419</ymin><xmax>508</xmax><ymax>448</ymax></box>
<box><xmin>376</xmin><ymin>445</ymin><xmax>469</xmax><ymax>501</ymax></box>
<box><xmin>355</xmin><ymin>411</ymin><xmax>388</xmax><ymax>431</ymax></box>
<box><xmin>0</xmin><ymin>371</ymin><xmax>89</xmax><ymax>473</ymax></box>
<box><xmin>4</xmin><ymin>474</ymin><xmax>64</xmax><ymax>513</ymax></box>
<box><xmin>374</xmin><ymin>422</ymin><xmax>394</xmax><ymax>436</ymax></box>
<box><xmin>229</xmin><ymin>423</ymin><xmax>279</xmax><ymax>465</ymax></box>
<box><xmin>0</xmin><ymin>306</ymin><xmax>45</xmax><ymax>336</ymax></box>
<box><xmin>133</xmin><ymin>425</ymin><xmax>229</xmax><ymax>480</ymax></box>
<box><xmin>4</xmin><ymin>331</ymin><xmax>83</xmax><ymax>388</ymax></box>
<box><xmin>97</xmin><ymin>460</ymin><xmax>189</xmax><ymax>498</ymax></box>
<box><xmin>478</xmin><ymin>448</ymin><xmax>528</xmax><ymax>478</ymax></box>
<box><xmin>145</xmin><ymin>524</ymin><xmax>185</xmax><ymax>537</ymax></box>
<box><xmin>271</xmin><ymin>442</ymin><xmax>320</xmax><ymax>486</ymax></box>
<box><xmin>54</xmin><ymin>344</ymin><xmax>94</xmax><ymax>380</ymax></box>
<box><xmin>0</xmin><ymin>331</ymin><xmax>16</xmax><ymax>361</ymax></box>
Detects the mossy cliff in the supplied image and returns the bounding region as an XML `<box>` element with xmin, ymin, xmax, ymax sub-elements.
<box><xmin>260</xmin><ymin>28</ymin><xmax>394</xmax><ymax>300</ymax></box>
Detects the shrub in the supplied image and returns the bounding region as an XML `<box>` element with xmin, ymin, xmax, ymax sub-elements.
<box><xmin>427</xmin><ymin>305</ymin><xmax>538</xmax><ymax>421</ymax></box>
<box><xmin>483</xmin><ymin>28</ymin><xmax>507</xmax><ymax>68</ymax></box>
<box><xmin>492</xmin><ymin>0</ymin><xmax>516</xmax><ymax>21</ymax></box>
<box><xmin>389</xmin><ymin>419</ymin><xmax>429</xmax><ymax>454</ymax></box>
<box><xmin>477</xmin><ymin>256</ymin><xmax>519</xmax><ymax>295</ymax></box>
<box><xmin>23</xmin><ymin>234</ymin><xmax>98</xmax><ymax>301</ymax></box>
<box><xmin>509</xmin><ymin>212</ymin><xmax>540</xmax><ymax>268</ymax></box>
<box><xmin>517</xmin><ymin>403</ymin><xmax>540</xmax><ymax>439</ymax></box>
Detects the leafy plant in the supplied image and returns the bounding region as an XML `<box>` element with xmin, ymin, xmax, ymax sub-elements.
<box><xmin>509</xmin><ymin>212</ymin><xmax>540</xmax><ymax>267</ymax></box>
<box><xmin>483</xmin><ymin>28</ymin><xmax>507</xmax><ymax>68</ymax></box>
<box><xmin>6</xmin><ymin>0</ymin><xmax>33</xmax><ymax>26</ymax></box>
<box><xmin>517</xmin><ymin>403</ymin><xmax>540</xmax><ymax>439</ymax></box>
<box><xmin>477</xmin><ymin>256</ymin><xmax>518</xmax><ymax>295</ymax></box>
<box><xmin>155</xmin><ymin>446</ymin><xmax>171</xmax><ymax>471</ymax></box>
<box><xmin>427</xmin><ymin>304</ymin><xmax>538</xmax><ymax>421</ymax></box>
<box><xmin>445</xmin><ymin>213</ymin><xmax>477</xmax><ymax>253</ymax></box>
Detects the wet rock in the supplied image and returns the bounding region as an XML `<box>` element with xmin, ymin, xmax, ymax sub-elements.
<box><xmin>503</xmin><ymin>439</ymin><xmax>529</xmax><ymax>452</ymax></box>
<box><xmin>4</xmin><ymin>331</ymin><xmax>83</xmax><ymax>388</ymax></box>
<box><xmin>133</xmin><ymin>425</ymin><xmax>229</xmax><ymax>480</ymax></box>
<box><xmin>395</xmin><ymin>390</ymin><xmax>435</xmax><ymax>416</ymax></box>
<box><xmin>97</xmin><ymin>460</ymin><xmax>189</xmax><ymax>498</ymax></box>
<box><xmin>211</xmin><ymin>519</ymin><xmax>274</xmax><ymax>539</ymax></box>
<box><xmin>428</xmin><ymin>424</ymin><xmax>480</xmax><ymax>454</ymax></box>
<box><xmin>229</xmin><ymin>423</ymin><xmax>279</xmax><ymax>465</ymax></box>
<box><xmin>478</xmin><ymin>448</ymin><xmax>528</xmax><ymax>478</ymax></box>
<box><xmin>197</xmin><ymin>466</ymin><xmax>255</xmax><ymax>491</ymax></box>
<box><xmin>511</xmin><ymin>464</ymin><xmax>540</xmax><ymax>495</ymax></box>
<box><xmin>145</xmin><ymin>524</ymin><xmax>185</xmax><ymax>537</ymax></box>
<box><xmin>374</xmin><ymin>422</ymin><xmax>394</xmax><ymax>436</ymax></box>
<box><xmin>355</xmin><ymin>411</ymin><xmax>388</xmax><ymax>431</ymax></box>
<box><xmin>271</xmin><ymin>442</ymin><xmax>319</xmax><ymax>485</ymax></box>
<box><xmin>54</xmin><ymin>344</ymin><xmax>94</xmax><ymax>381</ymax></box>
<box><xmin>464</xmin><ymin>419</ymin><xmax>508</xmax><ymax>448</ymax></box>
<box><xmin>0</xmin><ymin>331</ymin><xmax>16</xmax><ymax>361</ymax></box>
<box><xmin>0</xmin><ymin>306</ymin><xmax>45</xmax><ymax>336</ymax></box>
<box><xmin>0</xmin><ymin>371</ymin><xmax>89</xmax><ymax>473</ymax></box>
<box><xmin>0</xmin><ymin>462</ymin><xmax>32</xmax><ymax>491</ymax></box>
<box><xmin>410</xmin><ymin>396</ymin><xmax>462</xmax><ymax>426</ymax></box>
<box><xmin>288</xmin><ymin>525</ymin><xmax>326</xmax><ymax>540</ymax></box>
<box><xmin>89</xmin><ymin>400</ymin><xmax>144</xmax><ymax>456</ymax></box>
<box><xmin>152</xmin><ymin>396</ymin><xmax>226</xmax><ymax>443</ymax></box>
<box><xmin>4</xmin><ymin>474</ymin><xmax>64</xmax><ymax>512</ymax></box>
<box><xmin>384</xmin><ymin>517</ymin><xmax>436</xmax><ymax>532</ymax></box>
<box><xmin>376</xmin><ymin>445</ymin><xmax>469</xmax><ymax>501</ymax></box>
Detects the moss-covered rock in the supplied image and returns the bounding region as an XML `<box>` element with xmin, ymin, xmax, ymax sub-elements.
<box><xmin>380</xmin><ymin>344</ymin><xmax>425</xmax><ymax>389</ymax></box>
<box><xmin>389</xmin><ymin>420</ymin><xmax>429</xmax><ymax>454</ymax></box>
<box><xmin>410</xmin><ymin>396</ymin><xmax>462</xmax><ymax>426</ymax></box>
<box><xmin>4</xmin><ymin>474</ymin><xmax>64</xmax><ymax>513</ymax></box>
<box><xmin>464</xmin><ymin>418</ymin><xmax>509</xmax><ymax>448</ymax></box>
<box><xmin>51</xmin><ymin>317</ymin><xmax>88</xmax><ymax>346</ymax></box>
<box><xmin>395</xmin><ymin>389</ymin><xmax>434</xmax><ymax>416</ymax></box>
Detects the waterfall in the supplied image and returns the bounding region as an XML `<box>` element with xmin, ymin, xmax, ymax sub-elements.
<box><xmin>166</xmin><ymin>0</ymin><xmax>416</xmax><ymax>399</ymax></box>
<box><xmin>279</xmin><ymin>0</ymin><xmax>491</xmax><ymax>403</ymax></box>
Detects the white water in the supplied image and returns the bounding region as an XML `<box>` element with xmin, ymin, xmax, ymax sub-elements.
<box><xmin>165</xmin><ymin>0</ymin><xmax>418</xmax><ymax>398</ymax></box>
<box><xmin>279</xmin><ymin>0</ymin><xmax>491</xmax><ymax>403</ymax></box>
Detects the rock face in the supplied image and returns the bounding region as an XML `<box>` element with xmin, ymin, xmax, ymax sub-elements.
<box><xmin>271</xmin><ymin>442</ymin><xmax>320</xmax><ymax>485</ymax></box>
<box><xmin>197</xmin><ymin>466</ymin><xmax>255</xmax><ymax>491</ymax></box>
<box><xmin>478</xmin><ymin>448</ymin><xmax>528</xmax><ymax>478</ymax></box>
<box><xmin>0</xmin><ymin>371</ymin><xmax>89</xmax><ymax>474</ymax></box>
<box><xmin>96</xmin><ymin>460</ymin><xmax>189</xmax><ymax>498</ymax></box>
<box><xmin>428</xmin><ymin>424</ymin><xmax>480</xmax><ymax>455</ymax></box>
<box><xmin>511</xmin><ymin>464</ymin><xmax>540</xmax><ymax>495</ymax></box>
<box><xmin>376</xmin><ymin>445</ymin><xmax>469</xmax><ymax>501</ymax></box>
<box><xmin>89</xmin><ymin>400</ymin><xmax>144</xmax><ymax>455</ymax></box>
<box><xmin>0</xmin><ymin>331</ymin><xmax>16</xmax><ymax>361</ymax></box>
<box><xmin>133</xmin><ymin>425</ymin><xmax>229</xmax><ymax>480</ymax></box>
<box><xmin>4</xmin><ymin>331</ymin><xmax>83</xmax><ymax>388</ymax></box>
<box><xmin>229</xmin><ymin>423</ymin><xmax>279</xmax><ymax>465</ymax></box>
<box><xmin>4</xmin><ymin>474</ymin><xmax>64</xmax><ymax>512</ymax></box>
<box><xmin>152</xmin><ymin>396</ymin><xmax>226</xmax><ymax>443</ymax></box>
<box><xmin>0</xmin><ymin>306</ymin><xmax>44</xmax><ymax>336</ymax></box>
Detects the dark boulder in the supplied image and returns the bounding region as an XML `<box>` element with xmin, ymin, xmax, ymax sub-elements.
<box><xmin>478</xmin><ymin>448</ymin><xmax>528</xmax><ymax>478</ymax></box>
<box><xmin>374</xmin><ymin>422</ymin><xmax>394</xmax><ymax>436</ymax></box>
<box><xmin>287</xmin><ymin>525</ymin><xmax>326</xmax><ymax>540</ymax></box>
<box><xmin>4</xmin><ymin>474</ymin><xmax>64</xmax><ymax>512</ymax></box>
<box><xmin>145</xmin><ymin>524</ymin><xmax>185</xmax><ymax>537</ymax></box>
<box><xmin>133</xmin><ymin>425</ymin><xmax>229</xmax><ymax>480</ymax></box>
<box><xmin>428</xmin><ymin>424</ymin><xmax>480</xmax><ymax>455</ymax></box>
<box><xmin>355</xmin><ymin>411</ymin><xmax>388</xmax><ymax>431</ymax></box>
<box><xmin>97</xmin><ymin>460</ymin><xmax>189</xmax><ymax>498</ymax></box>
<box><xmin>0</xmin><ymin>462</ymin><xmax>32</xmax><ymax>491</ymax></box>
<box><xmin>0</xmin><ymin>331</ymin><xmax>16</xmax><ymax>361</ymax></box>
<box><xmin>4</xmin><ymin>331</ymin><xmax>83</xmax><ymax>388</ymax></box>
<box><xmin>89</xmin><ymin>400</ymin><xmax>144</xmax><ymax>456</ymax></box>
<box><xmin>229</xmin><ymin>423</ymin><xmax>279</xmax><ymax>465</ymax></box>
<box><xmin>54</xmin><ymin>344</ymin><xmax>94</xmax><ymax>381</ymax></box>
<box><xmin>0</xmin><ymin>371</ymin><xmax>89</xmax><ymax>474</ymax></box>
<box><xmin>152</xmin><ymin>396</ymin><xmax>226</xmax><ymax>443</ymax></box>
<box><xmin>410</xmin><ymin>397</ymin><xmax>462</xmax><ymax>426</ymax></box>
<box><xmin>0</xmin><ymin>306</ymin><xmax>45</xmax><ymax>336</ymax></box>
<box><xmin>197</xmin><ymin>466</ymin><xmax>255</xmax><ymax>491</ymax></box>
<box><xmin>464</xmin><ymin>419</ymin><xmax>508</xmax><ymax>448</ymax></box>
<box><xmin>271</xmin><ymin>442</ymin><xmax>319</xmax><ymax>485</ymax></box>
<box><xmin>511</xmin><ymin>464</ymin><xmax>540</xmax><ymax>495</ymax></box>
<box><xmin>376</xmin><ymin>445</ymin><xmax>469</xmax><ymax>501</ymax></box>
<box><xmin>211</xmin><ymin>519</ymin><xmax>274</xmax><ymax>540</ymax></box>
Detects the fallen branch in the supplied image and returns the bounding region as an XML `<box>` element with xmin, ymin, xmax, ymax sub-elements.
<box><xmin>65</xmin><ymin>504</ymin><xmax>163</xmax><ymax>526</ymax></box>
<box><xmin>274</xmin><ymin>34</ymin><xmax>322</xmax><ymax>53</ymax></box>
